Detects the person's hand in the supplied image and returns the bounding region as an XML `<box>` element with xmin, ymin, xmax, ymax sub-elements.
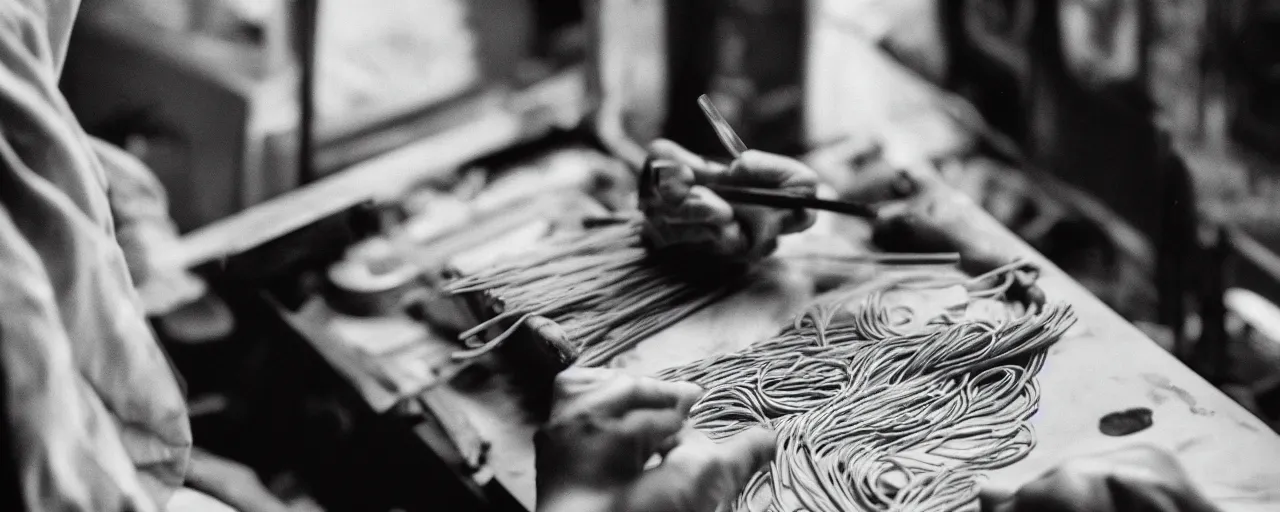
<box><xmin>982</xmin><ymin>445</ymin><xmax>1221</xmax><ymax>512</ymax></box>
<box><xmin>535</xmin><ymin>367</ymin><xmax>776</xmax><ymax>512</ymax></box>
<box><xmin>843</xmin><ymin>162</ymin><xmax>1046</xmax><ymax>307</ymax></box>
<box><xmin>640</xmin><ymin>139</ymin><xmax>819</xmax><ymax>262</ymax></box>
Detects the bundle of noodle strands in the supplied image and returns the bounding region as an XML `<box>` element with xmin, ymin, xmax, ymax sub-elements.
<box><xmin>446</xmin><ymin>218</ymin><xmax>739</xmax><ymax>366</ymax></box>
<box><xmin>655</xmin><ymin>263</ymin><xmax>1077</xmax><ymax>512</ymax></box>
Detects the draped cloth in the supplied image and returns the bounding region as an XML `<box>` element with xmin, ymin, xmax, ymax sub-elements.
<box><xmin>0</xmin><ymin>0</ymin><xmax>192</xmax><ymax>510</ymax></box>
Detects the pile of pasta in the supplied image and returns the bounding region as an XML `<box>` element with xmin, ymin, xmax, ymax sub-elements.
<box><xmin>446</xmin><ymin>219</ymin><xmax>736</xmax><ymax>366</ymax></box>
<box><xmin>657</xmin><ymin>270</ymin><xmax>1076</xmax><ymax>511</ymax></box>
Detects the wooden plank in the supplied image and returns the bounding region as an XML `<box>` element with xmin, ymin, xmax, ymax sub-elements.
<box><xmin>1228</xmin><ymin>227</ymin><xmax>1280</xmax><ymax>307</ymax></box>
<box><xmin>174</xmin><ymin>65</ymin><xmax>590</xmax><ymax>270</ymax></box>
<box><xmin>174</xmin><ymin>105</ymin><xmax>520</xmax><ymax>269</ymax></box>
<box><xmin>1226</xmin><ymin>288</ymin><xmax>1280</xmax><ymax>348</ymax></box>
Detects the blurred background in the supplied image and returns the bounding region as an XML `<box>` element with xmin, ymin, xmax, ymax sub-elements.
<box><xmin>54</xmin><ymin>0</ymin><xmax>1280</xmax><ymax>510</ymax></box>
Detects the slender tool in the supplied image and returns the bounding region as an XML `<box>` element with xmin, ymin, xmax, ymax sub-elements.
<box><xmin>698</xmin><ymin>94</ymin><xmax>749</xmax><ymax>158</ymax></box>
<box><xmin>707</xmin><ymin>185</ymin><xmax>877</xmax><ymax>218</ymax></box>
<box><xmin>688</xmin><ymin>94</ymin><xmax>878</xmax><ymax>219</ymax></box>
<box><xmin>784</xmin><ymin>252</ymin><xmax>962</xmax><ymax>266</ymax></box>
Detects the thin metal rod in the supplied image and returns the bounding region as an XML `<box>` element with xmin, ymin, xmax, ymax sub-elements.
<box><xmin>707</xmin><ymin>184</ymin><xmax>878</xmax><ymax>219</ymax></box>
<box><xmin>785</xmin><ymin>252</ymin><xmax>961</xmax><ymax>266</ymax></box>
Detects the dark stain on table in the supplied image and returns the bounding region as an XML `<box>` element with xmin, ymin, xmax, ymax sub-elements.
<box><xmin>1143</xmin><ymin>374</ymin><xmax>1213</xmax><ymax>416</ymax></box>
<box><xmin>1099</xmin><ymin>407</ymin><xmax>1154</xmax><ymax>436</ymax></box>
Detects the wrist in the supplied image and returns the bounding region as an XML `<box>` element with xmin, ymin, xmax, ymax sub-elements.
<box><xmin>536</xmin><ymin>489</ymin><xmax>616</xmax><ymax>512</ymax></box>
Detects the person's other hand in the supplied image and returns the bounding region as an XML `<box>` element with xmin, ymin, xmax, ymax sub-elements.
<box><xmin>844</xmin><ymin>162</ymin><xmax>1047</xmax><ymax>307</ymax></box>
<box><xmin>535</xmin><ymin>367</ymin><xmax>776</xmax><ymax>512</ymax></box>
<box><xmin>640</xmin><ymin>139</ymin><xmax>819</xmax><ymax>262</ymax></box>
<box><xmin>982</xmin><ymin>445</ymin><xmax>1221</xmax><ymax>512</ymax></box>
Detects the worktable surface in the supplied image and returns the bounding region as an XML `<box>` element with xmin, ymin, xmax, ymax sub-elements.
<box><xmin>430</xmin><ymin>27</ymin><xmax>1280</xmax><ymax>509</ymax></box>
<box><xmin>251</xmin><ymin>24</ymin><xmax>1280</xmax><ymax>510</ymax></box>
<box><xmin>433</xmin><ymin>189</ymin><xmax>1280</xmax><ymax>511</ymax></box>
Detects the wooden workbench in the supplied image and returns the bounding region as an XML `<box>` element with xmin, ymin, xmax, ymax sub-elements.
<box><xmin>432</xmin><ymin>185</ymin><xmax>1280</xmax><ymax>511</ymax></box>
<box><xmin>418</xmin><ymin>21</ymin><xmax>1280</xmax><ymax>510</ymax></box>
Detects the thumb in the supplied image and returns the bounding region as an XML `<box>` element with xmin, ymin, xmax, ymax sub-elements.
<box><xmin>621</xmin><ymin>428</ymin><xmax>775</xmax><ymax>512</ymax></box>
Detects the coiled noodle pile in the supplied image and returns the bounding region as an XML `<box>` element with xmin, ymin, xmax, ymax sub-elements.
<box><xmin>449</xmin><ymin>216</ymin><xmax>1075</xmax><ymax>510</ymax></box>
<box><xmin>657</xmin><ymin>272</ymin><xmax>1076</xmax><ymax>511</ymax></box>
